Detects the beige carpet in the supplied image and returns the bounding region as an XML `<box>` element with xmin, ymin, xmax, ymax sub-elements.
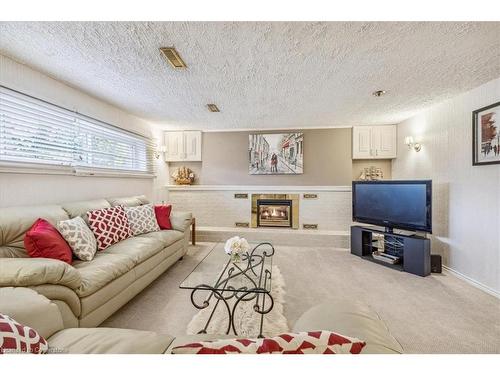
<box><xmin>102</xmin><ymin>242</ymin><xmax>500</xmax><ymax>353</ymax></box>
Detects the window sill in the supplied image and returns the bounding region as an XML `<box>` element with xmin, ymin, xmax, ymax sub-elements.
<box><xmin>0</xmin><ymin>162</ymin><xmax>155</xmax><ymax>179</ymax></box>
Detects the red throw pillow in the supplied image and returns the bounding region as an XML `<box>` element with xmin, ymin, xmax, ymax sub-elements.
<box><xmin>154</xmin><ymin>205</ymin><xmax>172</xmax><ymax>230</ymax></box>
<box><xmin>0</xmin><ymin>313</ymin><xmax>48</xmax><ymax>354</ymax></box>
<box><xmin>87</xmin><ymin>205</ymin><xmax>132</xmax><ymax>251</ymax></box>
<box><xmin>24</xmin><ymin>218</ymin><xmax>73</xmax><ymax>264</ymax></box>
<box><xmin>171</xmin><ymin>330</ymin><xmax>366</xmax><ymax>354</ymax></box>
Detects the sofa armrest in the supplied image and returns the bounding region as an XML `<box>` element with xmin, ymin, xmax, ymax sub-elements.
<box><xmin>0</xmin><ymin>258</ymin><xmax>81</xmax><ymax>290</ymax></box>
<box><xmin>0</xmin><ymin>287</ymin><xmax>64</xmax><ymax>339</ymax></box>
<box><xmin>170</xmin><ymin>211</ymin><xmax>192</xmax><ymax>232</ymax></box>
<box><xmin>292</xmin><ymin>301</ymin><xmax>404</xmax><ymax>354</ymax></box>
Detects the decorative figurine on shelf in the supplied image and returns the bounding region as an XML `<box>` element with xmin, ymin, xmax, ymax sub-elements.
<box><xmin>171</xmin><ymin>166</ymin><xmax>195</xmax><ymax>185</ymax></box>
<box><xmin>224</xmin><ymin>236</ymin><xmax>250</xmax><ymax>264</ymax></box>
<box><xmin>358</xmin><ymin>166</ymin><xmax>383</xmax><ymax>181</ymax></box>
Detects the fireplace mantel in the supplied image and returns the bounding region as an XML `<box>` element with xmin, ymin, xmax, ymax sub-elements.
<box><xmin>165</xmin><ymin>185</ymin><xmax>351</xmax><ymax>192</ymax></box>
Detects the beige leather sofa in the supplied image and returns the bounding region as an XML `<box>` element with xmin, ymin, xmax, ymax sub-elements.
<box><xmin>0</xmin><ymin>196</ymin><xmax>192</xmax><ymax>328</ymax></box>
<box><xmin>0</xmin><ymin>287</ymin><xmax>403</xmax><ymax>354</ymax></box>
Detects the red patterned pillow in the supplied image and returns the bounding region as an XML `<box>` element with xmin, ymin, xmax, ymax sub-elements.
<box><xmin>87</xmin><ymin>206</ymin><xmax>132</xmax><ymax>251</ymax></box>
<box><xmin>171</xmin><ymin>330</ymin><xmax>366</xmax><ymax>354</ymax></box>
<box><xmin>0</xmin><ymin>314</ymin><xmax>48</xmax><ymax>354</ymax></box>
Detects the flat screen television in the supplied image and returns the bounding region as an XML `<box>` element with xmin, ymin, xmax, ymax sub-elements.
<box><xmin>352</xmin><ymin>180</ymin><xmax>432</xmax><ymax>233</ymax></box>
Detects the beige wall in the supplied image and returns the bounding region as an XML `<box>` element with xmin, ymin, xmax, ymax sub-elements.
<box><xmin>352</xmin><ymin>159</ymin><xmax>392</xmax><ymax>181</ymax></box>
<box><xmin>168</xmin><ymin>128</ymin><xmax>353</xmax><ymax>186</ymax></box>
<box><xmin>0</xmin><ymin>55</ymin><xmax>161</xmax><ymax>208</ymax></box>
<box><xmin>392</xmin><ymin>77</ymin><xmax>500</xmax><ymax>296</ymax></box>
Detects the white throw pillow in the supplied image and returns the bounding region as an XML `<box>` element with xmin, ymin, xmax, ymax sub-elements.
<box><xmin>57</xmin><ymin>216</ymin><xmax>97</xmax><ymax>261</ymax></box>
<box><xmin>124</xmin><ymin>204</ymin><xmax>160</xmax><ymax>236</ymax></box>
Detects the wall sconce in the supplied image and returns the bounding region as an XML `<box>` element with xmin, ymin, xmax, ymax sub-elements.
<box><xmin>404</xmin><ymin>136</ymin><xmax>422</xmax><ymax>152</ymax></box>
<box><xmin>154</xmin><ymin>145</ymin><xmax>166</xmax><ymax>159</ymax></box>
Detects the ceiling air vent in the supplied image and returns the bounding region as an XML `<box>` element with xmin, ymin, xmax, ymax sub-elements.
<box><xmin>207</xmin><ymin>104</ymin><xmax>220</xmax><ymax>113</ymax></box>
<box><xmin>159</xmin><ymin>47</ymin><xmax>187</xmax><ymax>69</ymax></box>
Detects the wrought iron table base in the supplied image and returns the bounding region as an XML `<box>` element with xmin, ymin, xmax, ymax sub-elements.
<box><xmin>189</xmin><ymin>242</ymin><xmax>275</xmax><ymax>338</ymax></box>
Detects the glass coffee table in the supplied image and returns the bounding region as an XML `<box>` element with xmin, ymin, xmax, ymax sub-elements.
<box><xmin>180</xmin><ymin>241</ymin><xmax>275</xmax><ymax>338</ymax></box>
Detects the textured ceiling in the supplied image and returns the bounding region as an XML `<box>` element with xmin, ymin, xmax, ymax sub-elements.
<box><xmin>0</xmin><ymin>22</ymin><xmax>499</xmax><ymax>131</ymax></box>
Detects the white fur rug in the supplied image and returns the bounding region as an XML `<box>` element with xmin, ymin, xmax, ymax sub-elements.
<box><xmin>187</xmin><ymin>266</ymin><xmax>288</xmax><ymax>337</ymax></box>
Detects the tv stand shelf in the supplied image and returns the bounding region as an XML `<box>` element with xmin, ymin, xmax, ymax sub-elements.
<box><xmin>351</xmin><ymin>225</ymin><xmax>431</xmax><ymax>277</ymax></box>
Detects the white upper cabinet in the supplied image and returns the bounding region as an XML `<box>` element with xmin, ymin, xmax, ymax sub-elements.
<box><xmin>352</xmin><ymin>125</ymin><xmax>397</xmax><ymax>159</ymax></box>
<box><xmin>183</xmin><ymin>131</ymin><xmax>202</xmax><ymax>161</ymax></box>
<box><xmin>352</xmin><ymin>126</ymin><xmax>373</xmax><ymax>159</ymax></box>
<box><xmin>164</xmin><ymin>131</ymin><xmax>202</xmax><ymax>162</ymax></box>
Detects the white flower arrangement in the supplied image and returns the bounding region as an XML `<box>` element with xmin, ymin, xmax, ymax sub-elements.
<box><xmin>224</xmin><ymin>236</ymin><xmax>250</xmax><ymax>261</ymax></box>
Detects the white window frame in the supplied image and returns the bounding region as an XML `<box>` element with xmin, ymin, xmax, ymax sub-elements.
<box><xmin>0</xmin><ymin>86</ymin><xmax>156</xmax><ymax>178</ymax></box>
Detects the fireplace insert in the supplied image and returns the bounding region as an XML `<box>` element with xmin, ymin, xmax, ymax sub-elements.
<box><xmin>256</xmin><ymin>199</ymin><xmax>292</xmax><ymax>228</ymax></box>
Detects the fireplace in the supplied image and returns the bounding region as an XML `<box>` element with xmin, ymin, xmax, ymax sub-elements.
<box><xmin>257</xmin><ymin>200</ymin><xmax>292</xmax><ymax>227</ymax></box>
<box><xmin>251</xmin><ymin>194</ymin><xmax>299</xmax><ymax>229</ymax></box>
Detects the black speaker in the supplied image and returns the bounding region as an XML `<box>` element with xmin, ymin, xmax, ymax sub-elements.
<box><xmin>431</xmin><ymin>255</ymin><xmax>442</xmax><ymax>273</ymax></box>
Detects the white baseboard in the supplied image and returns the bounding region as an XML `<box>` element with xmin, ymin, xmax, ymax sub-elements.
<box><xmin>442</xmin><ymin>265</ymin><xmax>499</xmax><ymax>299</ymax></box>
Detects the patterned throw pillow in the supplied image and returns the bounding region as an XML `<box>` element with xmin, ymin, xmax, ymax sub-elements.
<box><xmin>171</xmin><ymin>330</ymin><xmax>366</xmax><ymax>354</ymax></box>
<box><xmin>87</xmin><ymin>206</ymin><xmax>132</xmax><ymax>251</ymax></box>
<box><xmin>0</xmin><ymin>313</ymin><xmax>48</xmax><ymax>354</ymax></box>
<box><xmin>124</xmin><ymin>204</ymin><xmax>160</xmax><ymax>236</ymax></box>
<box><xmin>57</xmin><ymin>216</ymin><xmax>97</xmax><ymax>261</ymax></box>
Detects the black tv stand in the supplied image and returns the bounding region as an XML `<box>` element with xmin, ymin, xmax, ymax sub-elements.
<box><xmin>351</xmin><ymin>225</ymin><xmax>431</xmax><ymax>277</ymax></box>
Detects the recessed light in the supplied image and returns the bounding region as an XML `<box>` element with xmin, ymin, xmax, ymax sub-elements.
<box><xmin>159</xmin><ymin>47</ymin><xmax>187</xmax><ymax>69</ymax></box>
<box><xmin>207</xmin><ymin>104</ymin><xmax>220</xmax><ymax>113</ymax></box>
<box><xmin>372</xmin><ymin>90</ymin><xmax>387</xmax><ymax>97</ymax></box>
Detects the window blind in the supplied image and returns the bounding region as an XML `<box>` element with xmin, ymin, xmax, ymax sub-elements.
<box><xmin>0</xmin><ymin>86</ymin><xmax>155</xmax><ymax>176</ymax></box>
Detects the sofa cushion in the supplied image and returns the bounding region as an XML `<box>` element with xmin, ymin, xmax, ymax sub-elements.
<box><xmin>0</xmin><ymin>246</ymin><xmax>29</xmax><ymax>258</ymax></box>
<box><xmin>103</xmin><ymin>235</ymin><xmax>168</xmax><ymax>265</ymax></box>
<box><xmin>87</xmin><ymin>206</ymin><xmax>132</xmax><ymax>251</ymax></box>
<box><xmin>124</xmin><ymin>204</ymin><xmax>160</xmax><ymax>236</ymax></box>
<box><xmin>171</xmin><ymin>331</ymin><xmax>366</xmax><ymax>354</ymax></box>
<box><xmin>57</xmin><ymin>217</ymin><xmax>97</xmax><ymax>261</ymax></box>
<box><xmin>47</xmin><ymin>328</ymin><xmax>173</xmax><ymax>354</ymax></box>
<box><xmin>0</xmin><ymin>205</ymin><xmax>69</xmax><ymax>250</ymax></box>
<box><xmin>138</xmin><ymin>230</ymin><xmax>184</xmax><ymax>247</ymax></box>
<box><xmin>0</xmin><ymin>313</ymin><xmax>49</xmax><ymax>354</ymax></box>
<box><xmin>61</xmin><ymin>199</ymin><xmax>110</xmax><ymax>223</ymax></box>
<box><xmin>107</xmin><ymin>195</ymin><xmax>149</xmax><ymax>208</ymax></box>
<box><xmin>73</xmin><ymin>253</ymin><xmax>135</xmax><ymax>297</ymax></box>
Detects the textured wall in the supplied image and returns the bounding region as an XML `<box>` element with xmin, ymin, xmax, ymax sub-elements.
<box><xmin>0</xmin><ymin>55</ymin><xmax>159</xmax><ymax>207</ymax></box>
<box><xmin>392</xmin><ymin>77</ymin><xmax>500</xmax><ymax>295</ymax></box>
<box><xmin>168</xmin><ymin>128</ymin><xmax>353</xmax><ymax>186</ymax></box>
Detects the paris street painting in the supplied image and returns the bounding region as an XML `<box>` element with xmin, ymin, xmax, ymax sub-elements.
<box><xmin>249</xmin><ymin>133</ymin><xmax>303</xmax><ymax>174</ymax></box>
<box><xmin>473</xmin><ymin>101</ymin><xmax>500</xmax><ymax>166</ymax></box>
